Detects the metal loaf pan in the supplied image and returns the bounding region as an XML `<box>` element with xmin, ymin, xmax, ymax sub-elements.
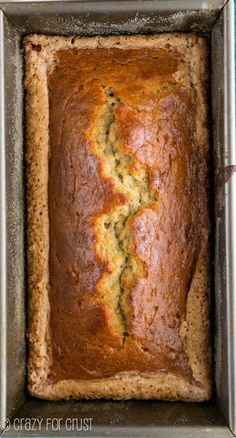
<box><xmin>0</xmin><ymin>0</ymin><xmax>235</xmax><ymax>436</ymax></box>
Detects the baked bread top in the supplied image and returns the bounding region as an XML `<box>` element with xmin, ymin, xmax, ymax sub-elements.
<box><xmin>25</xmin><ymin>34</ymin><xmax>211</xmax><ymax>401</ymax></box>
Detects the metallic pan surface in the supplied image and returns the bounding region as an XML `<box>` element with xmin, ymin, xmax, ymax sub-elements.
<box><xmin>212</xmin><ymin>0</ymin><xmax>236</xmax><ymax>432</ymax></box>
<box><xmin>0</xmin><ymin>10</ymin><xmax>25</xmax><ymax>425</ymax></box>
<box><xmin>0</xmin><ymin>0</ymin><xmax>235</xmax><ymax>436</ymax></box>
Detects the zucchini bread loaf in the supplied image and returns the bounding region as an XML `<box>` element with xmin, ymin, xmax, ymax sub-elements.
<box><xmin>24</xmin><ymin>34</ymin><xmax>211</xmax><ymax>401</ymax></box>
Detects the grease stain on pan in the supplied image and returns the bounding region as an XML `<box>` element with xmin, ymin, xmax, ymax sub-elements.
<box><xmin>216</xmin><ymin>165</ymin><xmax>236</xmax><ymax>185</ymax></box>
<box><xmin>215</xmin><ymin>166</ymin><xmax>236</xmax><ymax>218</ymax></box>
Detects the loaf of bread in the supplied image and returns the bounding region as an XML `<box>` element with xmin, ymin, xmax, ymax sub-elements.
<box><xmin>24</xmin><ymin>34</ymin><xmax>211</xmax><ymax>401</ymax></box>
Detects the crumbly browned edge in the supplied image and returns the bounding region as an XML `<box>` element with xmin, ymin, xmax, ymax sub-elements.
<box><xmin>24</xmin><ymin>34</ymin><xmax>211</xmax><ymax>401</ymax></box>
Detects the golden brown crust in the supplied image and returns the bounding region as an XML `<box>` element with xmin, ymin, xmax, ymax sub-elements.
<box><xmin>25</xmin><ymin>34</ymin><xmax>211</xmax><ymax>401</ymax></box>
